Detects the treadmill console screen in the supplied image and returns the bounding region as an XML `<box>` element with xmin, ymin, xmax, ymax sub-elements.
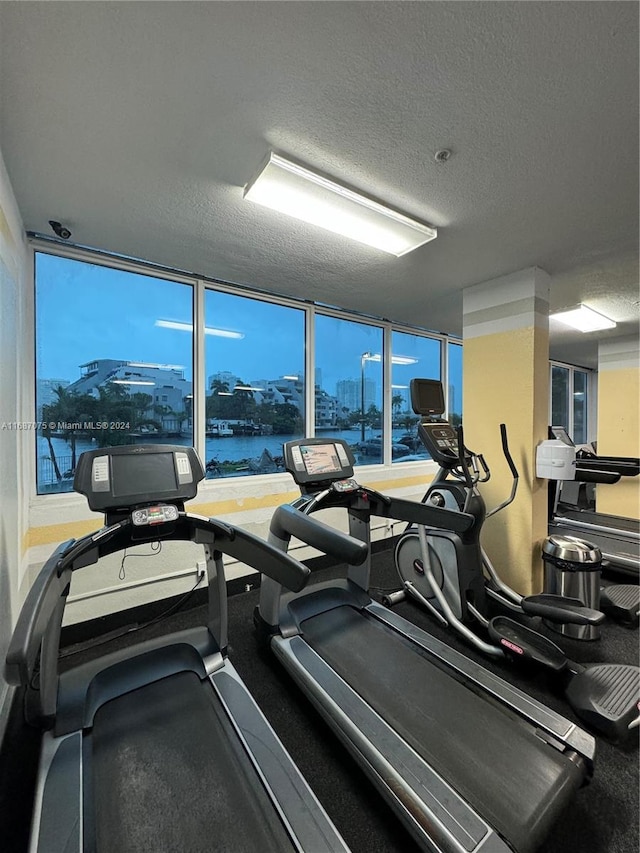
<box><xmin>111</xmin><ymin>452</ymin><xmax>177</xmax><ymax>497</ymax></box>
<box><xmin>284</xmin><ymin>438</ymin><xmax>355</xmax><ymax>485</ymax></box>
<box><xmin>300</xmin><ymin>444</ymin><xmax>342</xmax><ymax>476</ymax></box>
<box><xmin>410</xmin><ymin>378</ymin><xmax>445</xmax><ymax>417</ymax></box>
<box><xmin>74</xmin><ymin>444</ymin><xmax>205</xmax><ymax>512</ymax></box>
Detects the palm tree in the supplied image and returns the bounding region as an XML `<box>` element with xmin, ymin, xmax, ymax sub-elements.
<box><xmin>41</xmin><ymin>386</ymin><xmax>97</xmax><ymax>479</ymax></box>
<box><xmin>392</xmin><ymin>393</ymin><xmax>404</xmax><ymax>425</ymax></box>
<box><xmin>207</xmin><ymin>379</ymin><xmax>230</xmax><ymax>420</ymax></box>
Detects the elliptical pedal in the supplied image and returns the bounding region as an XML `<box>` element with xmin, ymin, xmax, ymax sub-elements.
<box><xmin>599</xmin><ymin>585</ymin><xmax>640</xmax><ymax>628</ymax></box>
<box><xmin>487</xmin><ymin>616</ymin><xmax>567</xmax><ymax>672</ymax></box>
<box><xmin>489</xmin><ymin>617</ymin><xmax>640</xmax><ymax>741</ymax></box>
<box><xmin>565</xmin><ymin>664</ymin><xmax>640</xmax><ymax>742</ymax></box>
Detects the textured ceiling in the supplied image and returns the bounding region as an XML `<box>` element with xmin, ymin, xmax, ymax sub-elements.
<box><xmin>0</xmin><ymin>1</ymin><xmax>638</xmax><ymax>369</ymax></box>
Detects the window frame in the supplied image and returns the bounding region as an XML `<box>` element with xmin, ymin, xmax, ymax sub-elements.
<box><xmin>549</xmin><ymin>360</ymin><xmax>596</xmax><ymax>443</ymax></box>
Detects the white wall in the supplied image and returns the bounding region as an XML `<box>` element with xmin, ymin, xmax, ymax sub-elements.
<box><xmin>0</xmin><ymin>147</ymin><xmax>29</xmax><ymax>725</ymax></box>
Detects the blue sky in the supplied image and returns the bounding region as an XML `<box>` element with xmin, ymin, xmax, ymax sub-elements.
<box><xmin>35</xmin><ymin>252</ymin><xmax>450</xmax><ymax>399</ymax></box>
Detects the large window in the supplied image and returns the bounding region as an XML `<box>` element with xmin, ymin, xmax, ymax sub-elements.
<box><xmin>35</xmin><ymin>253</ymin><xmax>193</xmax><ymax>494</ymax></box>
<box><xmin>447</xmin><ymin>341</ymin><xmax>463</xmax><ymax>427</ymax></box>
<box><xmin>34</xmin><ymin>249</ymin><xmax>460</xmax><ymax>494</ymax></box>
<box><xmin>550</xmin><ymin>362</ymin><xmax>591</xmax><ymax>443</ymax></box>
<box><xmin>314</xmin><ymin>314</ymin><xmax>384</xmax><ymax>463</ymax></box>
<box><xmin>391</xmin><ymin>331</ymin><xmax>441</xmax><ymax>463</ymax></box>
<box><xmin>572</xmin><ymin>370</ymin><xmax>588</xmax><ymax>444</ymax></box>
<box><xmin>204</xmin><ymin>289</ymin><xmax>305</xmax><ymax>477</ymax></box>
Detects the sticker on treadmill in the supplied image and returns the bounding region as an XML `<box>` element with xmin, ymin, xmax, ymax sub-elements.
<box><xmin>500</xmin><ymin>638</ymin><xmax>524</xmax><ymax>655</ymax></box>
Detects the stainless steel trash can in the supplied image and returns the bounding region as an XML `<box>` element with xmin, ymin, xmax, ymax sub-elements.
<box><xmin>542</xmin><ymin>534</ymin><xmax>603</xmax><ymax>641</ymax></box>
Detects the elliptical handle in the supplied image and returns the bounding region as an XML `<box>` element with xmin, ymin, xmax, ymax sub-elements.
<box><xmin>455</xmin><ymin>424</ymin><xmax>475</xmax><ymax>488</ymax></box>
<box><xmin>485</xmin><ymin>424</ymin><xmax>520</xmax><ymax>519</ymax></box>
<box><xmin>476</xmin><ymin>454</ymin><xmax>491</xmax><ymax>483</ymax></box>
<box><xmin>499</xmin><ymin>423</ymin><xmax>519</xmax><ymax>479</ymax></box>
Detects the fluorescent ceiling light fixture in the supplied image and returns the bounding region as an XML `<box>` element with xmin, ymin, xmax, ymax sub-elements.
<box><xmin>155</xmin><ymin>320</ymin><xmax>244</xmax><ymax>339</ymax></box>
<box><xmin>283</xmin><ymin>375</ymin><xmax>300</xmax><ymax>380</ymax></box>
<box><xmin>392</xmin><ymin>384</ymin><xmax>409</xmax><ymax>389</ymax></box>
<box><xmin>111</xmin><ymin>379</ymin><xmax>155</xmax><ymax>386</ymax></box>
<box><xmin>216</xmin><ymin>392</ymin><xmax>233</xmax><ymax>396</ymax></box>
<box><xmin>234</xmin><ymin>385</ymin><xmax>265</xmax><ymax>392</ymax></box>
<box><xmin>550</xmin><ymin>305</ymin><xmax>616</xmax><ymax>333</ymax></box>
<box><xmin>244</xmin><ymin>152</ymin><xmax>437</xmax><ymax>257</ymax></box>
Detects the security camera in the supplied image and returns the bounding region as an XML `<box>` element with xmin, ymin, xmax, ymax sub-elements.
<box><xmin>49</xmin><ymin>220</ymin><xmax>72</xmax><ymax>240</ymax></box>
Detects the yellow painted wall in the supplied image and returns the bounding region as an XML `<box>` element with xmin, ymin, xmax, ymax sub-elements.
<box><xmin>464</xmin><ymin>327</ymin><xmax>549</xmax><ymax>594</ymax></box>
<box><xmin>596</xmin><ymin>366</ymin><xmax>640</xmax><ymax>519</ymax></box>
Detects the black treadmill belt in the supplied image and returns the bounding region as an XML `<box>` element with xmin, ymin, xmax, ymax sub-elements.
<box><xmin>301</xmin><ymin>606</ymin><xmax>584</xmax><ymax>853</ymax></box>
<box><xmin>90</xmin><ymin>670</ymin><xmax>293</xmax><ymax>853</ymax></box>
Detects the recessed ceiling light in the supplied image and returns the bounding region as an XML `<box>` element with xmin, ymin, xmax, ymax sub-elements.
<box><xmin>244</xmin><ymin>152</ymin><xmax>437</xmax><ymax>256</ymax></box>
<box><xmin>550</xmin><ymin>304</ymin><xmax>617</xmax><ymax>333</ymax></box>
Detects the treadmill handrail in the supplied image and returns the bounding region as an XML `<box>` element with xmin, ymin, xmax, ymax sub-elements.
<box><xmin>5</xmin><ymin>511</ymin><xmax>311</xmax><ymax>688</ymax></box>
<box><xmin>571</xmin><ymin>467</ymin><xmax>621</xmax><ymax>485</ymax></box>
<box><xmin>5</xmin><ymin>540</ymin><xmax>74</xmax><ymax>687</ymax></box>
<box><xmin>576</xmin><ymin>456</ymin><xmax>639</xmax><ymax>476</ymax></box>
<box><xmin>367</xmin><ymin>493</ymin><xmax>475</xmax><ymax>534</ymax></box>
<box><xmin>270</xmin><ymin>504</ymin><xmax>369</xmax><ymax>566</ymax></box>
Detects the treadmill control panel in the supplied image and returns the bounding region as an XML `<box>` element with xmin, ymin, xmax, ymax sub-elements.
<box><xmin>132</xmin><ymin>505</ymin><xmax>180</xmax><ymax>526</ymax></box>
<box><xmin>74</xmin><ymin>444</ymin><xmax>205</xmax><ymax>512</ymax></box>
<box><xmin>284</xmin><ymin>438</ymin><xmax>355</xmax><ymax>486</ymax></box>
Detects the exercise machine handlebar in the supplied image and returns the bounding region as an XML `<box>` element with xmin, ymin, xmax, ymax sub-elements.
<box><xmin>5</xmin><ymin>512</ymin><xmax>313</xmax><ymax>689</ymax></box>
<box><xmin>270</xmin><ymin>504</ymin><xmax>369</xmax><ymax>566</ymax></box>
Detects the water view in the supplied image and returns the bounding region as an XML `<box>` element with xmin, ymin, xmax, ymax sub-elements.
<box><xmin>37</xmin><ymin>428</ymin><xmax>428</xmax><ymax>492</ymax></box>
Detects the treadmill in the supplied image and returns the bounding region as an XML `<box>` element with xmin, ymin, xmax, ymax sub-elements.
<box><xmin>548</xmin><ymin>426</ymin><xmax>640</xmax><ymax>580</ymax></box>
<box><xmin>256</xmin><ymin>438</ymin><xmax>597</xmax><ymax>853</ymax></box>
<box><xmin>4</xmin><ymin>444</ymin><xmax>349</xmax><ymax>853</ymax></box>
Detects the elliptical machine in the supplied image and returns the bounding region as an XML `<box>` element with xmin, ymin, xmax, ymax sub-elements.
<box><xmin>384</xmin><ymin>378</ymin><xmax>639</xmax><ymax>742</ymax></box>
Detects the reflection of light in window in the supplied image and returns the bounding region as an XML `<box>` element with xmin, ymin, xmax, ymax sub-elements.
<box><xmin>156</xmin><ymin>319</ymin><xmax>244</xmax><ymax>339</ymax></box>
<box><xmin>111</xmin><ymin>379</ymin><xmax>155</xmax><ymax>386</ymax></box>
<box><xmin>127</xmin><ymin>361</ymin><xmax>184</xmax><ymax>370</ymax></box>
<box><xmin>365</xmin><ymin>353</ymin><xmax>418</xmax><ymax>365</ymax></box>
